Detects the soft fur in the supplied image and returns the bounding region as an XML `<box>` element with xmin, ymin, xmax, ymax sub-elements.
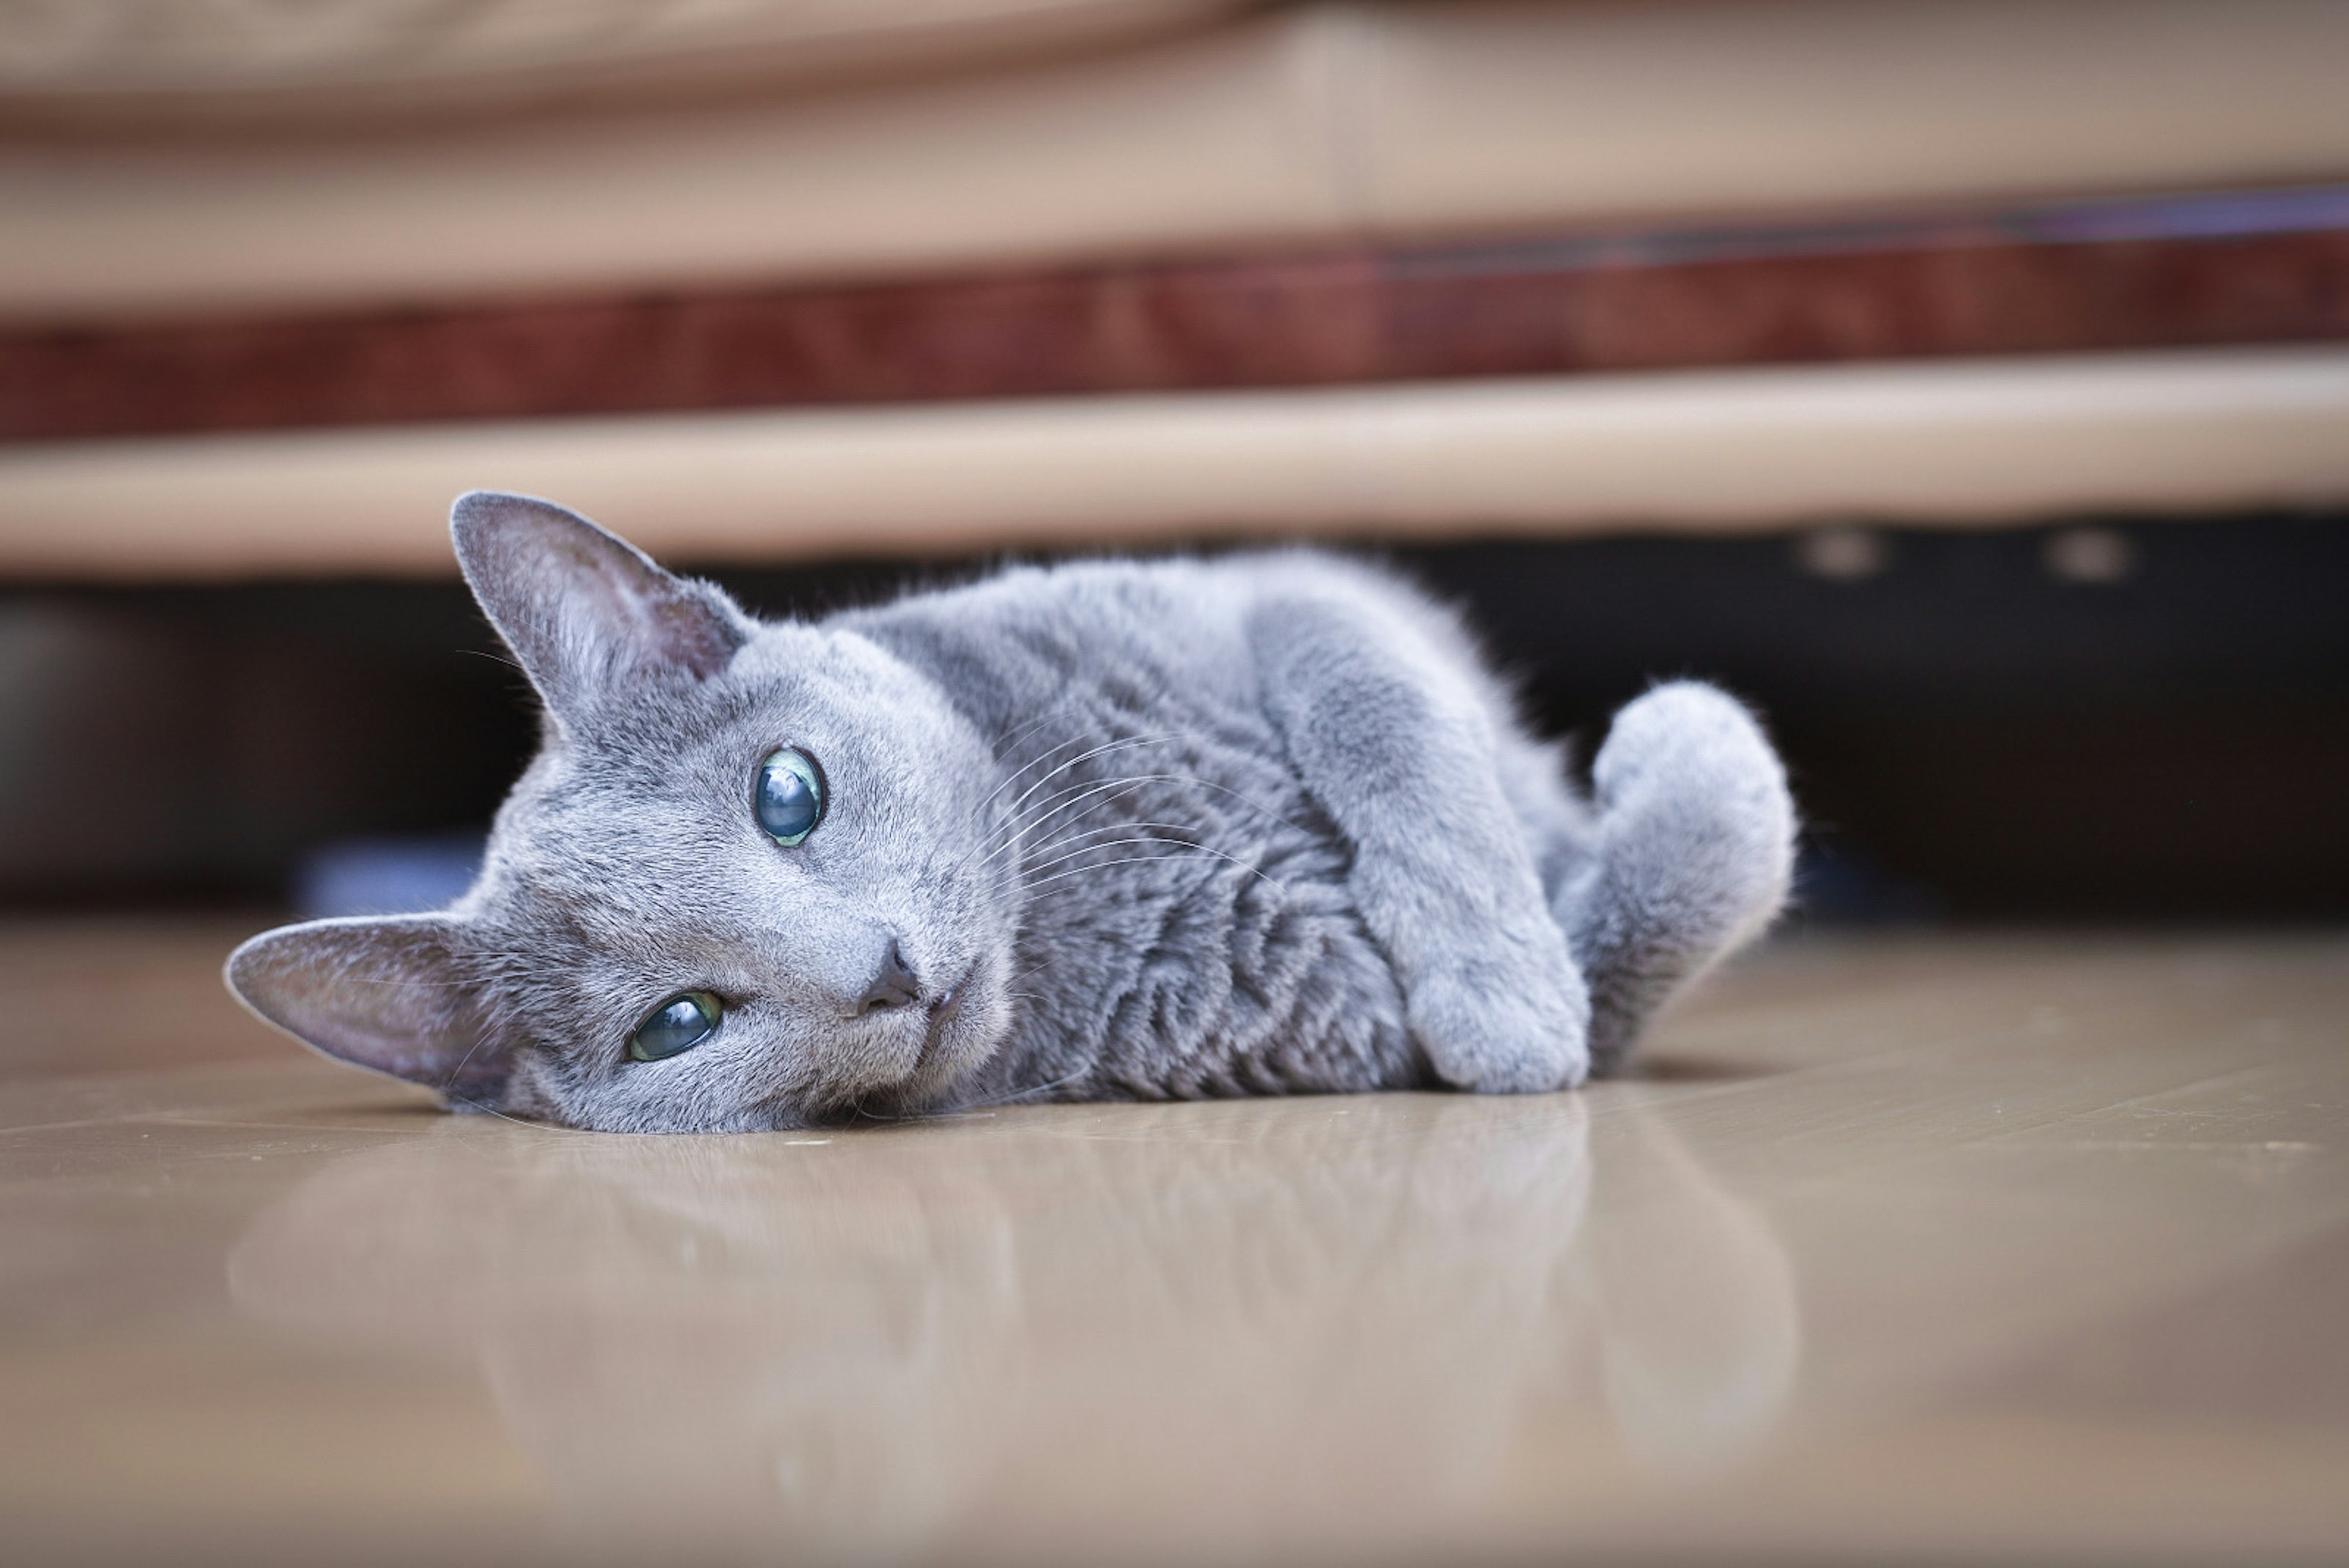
<box><xmin>226</xmin><ymin>492</ymin><xmax>1795</xmax><ymax>1132</ymax></box>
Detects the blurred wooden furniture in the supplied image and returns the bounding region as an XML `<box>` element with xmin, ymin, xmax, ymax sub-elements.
<box><xmin>6</xmin><ymin>0</ymin><xmax>2349</xmax><ymax>576</ymax></box>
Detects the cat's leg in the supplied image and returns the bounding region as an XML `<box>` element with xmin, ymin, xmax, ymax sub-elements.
<box><xmin>1556</xmin><ymin>682</ymin><xmax>1796</xmax><ymax>1073</ymax></box>
<box><xmin>1249</xmin><ymin>592</ymin><xmax>1590</xmax><ymax>1091</ymax></box>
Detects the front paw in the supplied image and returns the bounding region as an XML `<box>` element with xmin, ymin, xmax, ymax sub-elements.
<box><xmin>1409</xmin><ymin>931</ymin><xmax>1592</xmax><ymax>1093</ymax></box>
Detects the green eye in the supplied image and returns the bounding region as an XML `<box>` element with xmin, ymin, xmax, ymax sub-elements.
<box><xmin>629</xmin><ymin>990</ymin><xmax>721</xmax><ymax>1061</ymax></box>
<box><xmin>756</xmin><ymin>747</ymin><xmax>825</xmax><ymax>845</ymax></box>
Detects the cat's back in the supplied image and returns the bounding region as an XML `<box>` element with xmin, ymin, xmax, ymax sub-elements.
<box><xmin>841</xmin><ymin>555</ymin><xmax>1237</xmax><ymax>710</ymax></box>
<box><xmin>839</xmin><ymin>550</ymin><xmax>1458</xmax><ymax>729</ymax></box>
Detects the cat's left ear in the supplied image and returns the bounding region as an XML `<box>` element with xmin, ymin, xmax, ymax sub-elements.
<box><xmin>450</xmin><ymin>491</ymin><xmax>754</xmax><ymax>724</ymax></box>
<box><xmin>225</xmin><ymin>915</ymin><xmax>510</xmax><ymax>1102</ymax></box>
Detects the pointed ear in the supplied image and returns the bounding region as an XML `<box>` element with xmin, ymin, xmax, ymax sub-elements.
<box><xmin>226</xmin><ymin>916</ymin><xmax>507</xmax><ymax>1101</ymax></box>
<box><xmin>450</xmin><ymin>491</ymin><xmax>752</xmax><ymax>723</ymax></box>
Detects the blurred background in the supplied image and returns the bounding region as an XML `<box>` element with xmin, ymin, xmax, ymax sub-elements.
<box><xmin>2</xmin><ymin>0</ymin><xmax>2346</xmax><ymax>924</ymax></box>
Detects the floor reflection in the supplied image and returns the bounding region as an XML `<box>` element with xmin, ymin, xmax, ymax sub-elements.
<box><xmin>228</xmin><ymin>1093</ymin><xmax>1797</xmax><ymax>1559</ymax></box>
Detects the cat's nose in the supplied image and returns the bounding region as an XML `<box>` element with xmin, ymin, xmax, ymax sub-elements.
<box><xmin>852</xmin><ymin>938</ymin><xmax>923</xmax><ymax>1016</ymax></box>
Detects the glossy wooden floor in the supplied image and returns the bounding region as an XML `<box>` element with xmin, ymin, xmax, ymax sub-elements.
<box><xmin>4</xmin><ymin>917</ymin><xmax>2345</xmax><ymax>1566</ymax></box>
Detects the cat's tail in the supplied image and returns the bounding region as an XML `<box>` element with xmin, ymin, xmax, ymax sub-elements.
<box><xmin>1554</xmin><ymin>682</ymin><xmax>1796</xmax><ymax>1073</ymax></box>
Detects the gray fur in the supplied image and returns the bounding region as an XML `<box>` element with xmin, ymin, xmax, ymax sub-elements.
<box><xmin>226</xmin><ymin>492</ymin><xmax>1795</xmax><ymax>1132</ymax></box>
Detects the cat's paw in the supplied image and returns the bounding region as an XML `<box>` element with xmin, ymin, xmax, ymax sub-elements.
<box><xmin>1586</xmin><ymin>680</ymin><xmax>1795</xmax><ymax>952</ymax></box>
<box><xmin>1567</xmin><ymin>680</ymin><xmax>1797</xmax><ymax>1069</ymax></box>
<box><xmin>1408</xmin><ymin>923</ymin><xmax>1592</xmax><ymax>1093</ymax></box>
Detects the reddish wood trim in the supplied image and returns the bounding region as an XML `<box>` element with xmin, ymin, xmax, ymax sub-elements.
<box><xmin>7</xmin><ymin>188</ymin><xmax>2349</xmax><ymax>444</ymax></box>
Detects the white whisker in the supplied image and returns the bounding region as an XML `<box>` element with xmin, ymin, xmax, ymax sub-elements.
<box><xmin>1016</xmin><ymin>825</ymin><xmax>1240</xmax><ymax>881</ymax></box>
<box><xmin>443</xmin><ymin>1095</ymin><xmax>604</xmax><ymax>1135</ymax></box>
<box><xmin>959</xmin><ymin>1063</ymin><xmax>1092</xmax><ymax>1110</ymax></box>
<box><xmin>995</xmin><ymin>731</ymin><xmax>1189</xmax><ymax>826</ymax></box>
<box><xmin>1017</xmin><ymin>832</ymin><xmax>1200</xmax><ymax>880</ymax></box>
<box><xmin>965</xmin><ymin>710</ymin><xmax>1090</xmax><ymax>817</ymax></box>
<box><xmin>979</xmin><ymin>768</ymin><xmax>1307</xmax><ymax>872</ymax></box>
<box><xmin>1022</xmin><ymin>847</ymin><xmax>1283</xmax><ymax>894</ymax></box>
<box><xmin>951</xmin><ymin>730</ymin><xmax>1193</xmax><ymax>876</ymax></box>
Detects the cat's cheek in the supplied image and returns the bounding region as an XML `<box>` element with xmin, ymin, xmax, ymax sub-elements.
<box><xmin>935</xmin><ymin>981</ymin><xmax>1015</xmax><ymax>1087</ymax></box>
<box><xmin>489</xmin><ymin>1055</ymin><xmax>570</xmax><ymax>1127</ymax></box>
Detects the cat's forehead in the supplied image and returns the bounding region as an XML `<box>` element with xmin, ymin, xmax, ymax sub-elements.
<box><xmin>730</xmin><ymin>621</ymin><xmax>905</xmax><ymax>698</ymax></box>
<box><xmin>612</xmin><ymin>622</ymin><xmax>943</xmax><ymax>758</ymax></box>
<box><xmin>478</xmin><ymin>626</ymin><xmax>905</xmax><ymax>871</ymax></box>
<box><xmin>525</xmin><ymin>625</ymin><xmax>875</xmax><ymax>779</ymax></box>
<box><xmin>472</xmin><ymin>616</ymin><xmax>984</xmax><ymax>927</ymax></box>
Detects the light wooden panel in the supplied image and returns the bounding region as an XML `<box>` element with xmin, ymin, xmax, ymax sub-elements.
<box><xmin>3</xmin><ymin>926</ymin><xmax>2346</xmax><ymax>1562</ymax></box>
<box><xmin>9</xmin><ymin>1</ymin><xmax>2349</xmax><ymax>322</ymax></box>
<box><xmin>4</xmin><ymin>346</ymin><xmax>2346</xmax><ymax>578</ymax></box>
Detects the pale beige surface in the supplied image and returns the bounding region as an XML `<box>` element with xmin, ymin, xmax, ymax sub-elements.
<box><xmin>9</xmin><ymin>0</ymin><xmax>2349</xmax><ymax>322</ymax></box>
<box><xmin>7</xmin><ymin>346</ymin><xmax>2349</xmax><ymax>579</ymax></box>
<box><xmin>0</xmin><ymin>0</ymin><xmax>1248</xmax><ymax>125</ymax></box>
<box><xmin>3</xmin><ymin>920</ymin><xmax>2347</xmax><ymax>1564</ymax></box>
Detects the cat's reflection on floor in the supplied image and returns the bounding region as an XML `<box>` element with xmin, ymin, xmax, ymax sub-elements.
<box><xmin>228</xmin><ymin>1093</ymin><xmax>1797</xmax><ymax>1559</ymax></box>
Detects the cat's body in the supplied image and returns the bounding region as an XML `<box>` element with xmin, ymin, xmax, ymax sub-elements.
<box><xmin>228</xmin><ymin>494</ymin><xmax>1795</xmax><ymax>1133</ymax></box>
<box><xmin>858</xmin><ymin>555</ymin><xmax>1431</xmax><ymax>1107</ymax></box>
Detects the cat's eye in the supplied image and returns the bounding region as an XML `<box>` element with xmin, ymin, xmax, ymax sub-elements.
<box><xmin>755</xmin><ymin>747</ymin><xmax>825</xmax><ymax>846</ymax></box>
<box><xmin>629</xmin><ymin>990</ymin><xmax>721</xmax><ymax>1061</ymax></box>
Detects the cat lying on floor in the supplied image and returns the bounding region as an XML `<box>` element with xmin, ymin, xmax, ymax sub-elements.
<box><xmin>227</xmin><ymin>492</ymin><xmax>1795</xmax><ymax>1132</ymax></box>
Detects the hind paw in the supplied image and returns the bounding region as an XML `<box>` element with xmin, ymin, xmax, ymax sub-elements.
<box><xmin>1567</xmin><ymin>682</ymin><xmax>1797</xmax><ymax>1068</ymax></box>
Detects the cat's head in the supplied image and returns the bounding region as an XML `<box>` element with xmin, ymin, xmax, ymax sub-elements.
<box><xmin>226</xmin><ymin>492</ymin><xmax>1020</xmax><ymax>1132</ymax></box>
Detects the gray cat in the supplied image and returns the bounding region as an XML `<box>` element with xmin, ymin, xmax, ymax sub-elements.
<box><xmin>227</xmin><ymin>492</ymin><xmax>1795</xmax><ymax>1132</ymax></box>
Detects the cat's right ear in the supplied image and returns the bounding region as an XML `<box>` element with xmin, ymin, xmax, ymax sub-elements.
<box><xmin>225</xmin><ymin>916</ymin><xmax>509</xmax><ymax>1102</ymax></box>
<box><xmin>450</xmin><ymin>490</ymin><xmax>753</xmax><ymax>726</ymax></box>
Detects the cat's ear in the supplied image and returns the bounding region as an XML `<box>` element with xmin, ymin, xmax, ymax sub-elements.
<box><xmin>226</xmin><ymin>915</ymin><xmax>508</xmax><ymax>1101</ymax></box>
<box><xmin>450</xmin><ymin>491</ymin><xmax>753</xmax><ymax>723</ymax></box>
